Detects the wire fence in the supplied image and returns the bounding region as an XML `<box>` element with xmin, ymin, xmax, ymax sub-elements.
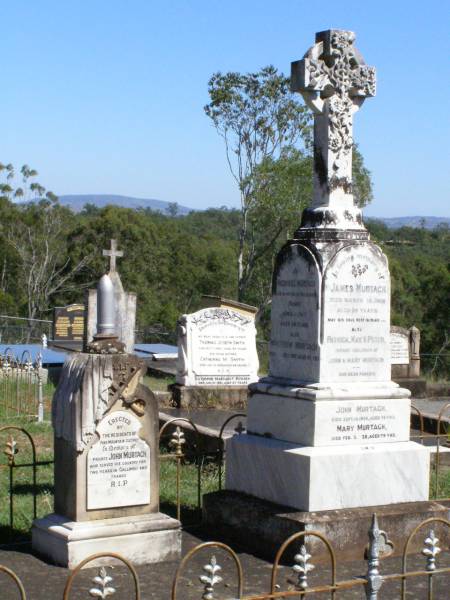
<box><xmin>0</xmin><ymin>316</ymin><xmax>52</xmax><ymax>345</ymax></box>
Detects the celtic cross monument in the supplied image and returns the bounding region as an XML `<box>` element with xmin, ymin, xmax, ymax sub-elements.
<box><xmin>222</xmin><ymin>29</ymin><xmax>430</xmax><ymax>516</ymax></box>
<box><xmin>292</xmin><ymin>29</ymin><xmax>375</xmax><ymax>234</ymax></box>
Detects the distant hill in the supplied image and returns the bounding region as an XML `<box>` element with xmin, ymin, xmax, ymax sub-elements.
<box><xmin>367</xmin><ymin>216</ymin><xmax>450</xmax><ymax>230</ymax></box>
<box><xmin>58</xmin><ymin>194</ymin><xmax>192</xmax><ymax>215</ymax></box>
<box><xmin>56</xmin><ymin>197</ymin><xmax>449</xmax><ymax>229</ymax></box>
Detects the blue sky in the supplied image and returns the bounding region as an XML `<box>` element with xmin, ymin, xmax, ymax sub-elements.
<box><xmin>2</xmin><ymin>0</ymin><xmax>449</xmax><ymax>217</ymax></box>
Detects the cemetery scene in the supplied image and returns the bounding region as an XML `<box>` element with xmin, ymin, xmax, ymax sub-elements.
<box><xmin>0</xmin><ymin>3</ymin><xmax>449</xmax><ymax>599</ymax></box>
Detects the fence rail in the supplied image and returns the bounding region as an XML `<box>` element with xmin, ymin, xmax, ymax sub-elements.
<box><xmin>1</xmin><ymin>515</ymin><xmax>449</xmax><ymax>599</ymax></box>
<box><xmin>0</xmin><ymin>348</ymin><xmax>44</xmax><ymax>421</ymax></box>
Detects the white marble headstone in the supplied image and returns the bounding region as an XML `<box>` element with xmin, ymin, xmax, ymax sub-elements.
<box><xmin>176</xmin><ymin>307</ymin><xmax>258</xmax><ymax>386</ymax></box>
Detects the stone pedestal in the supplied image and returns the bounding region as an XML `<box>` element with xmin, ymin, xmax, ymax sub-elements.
<box><xmin>225</xmin><ymin>236</ymin><xmax>430</xmax><ymax>511</ymax></box>
<box><xmin>32</xmin><ymin>513</ymin><xmax>181</xmax><ymax>569</ymax></box>
<box><xmin>226</xmin><ymin>435</ymin><xmax>429</xmax><ymax>511</ymax></box>
<box><xmin>32</xmin><ymin>352</ymin><xmax>181</xmax><ymax>567</ymax></box>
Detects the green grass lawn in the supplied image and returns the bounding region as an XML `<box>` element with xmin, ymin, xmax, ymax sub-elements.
<box><xmin>1</xmin><ymin>416</ymin><xmax>449</xmax><ymax>544</ymax></box>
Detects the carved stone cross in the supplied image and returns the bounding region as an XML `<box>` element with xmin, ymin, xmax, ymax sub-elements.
<box><xmin>103</xmin><ymin>239</ymin><xmax>123</xmax><ymax>272</ymax></box>
<box><xmin>291</xmin><ymin>30</ymin><xmax>376</xmax><ymax>230</ymax></box>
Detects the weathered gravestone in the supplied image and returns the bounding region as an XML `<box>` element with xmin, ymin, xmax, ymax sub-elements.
<box><xmin>173</xmin><ymin>305</ymin><xmax>259</xmax><ymax>409</ymax></box>
<box><xmin>53</xmin><ymin>303</ymin><xmax>85</xmax><ymax>350</ymax></box>
<box><xmin>204</xmin><ymin>29</ymin><xmax>442</xmax><ymax>560</ymax></box>
<box><xmin>32</xmin><ymin>274</ymin><xmax>181</xmax><ymax>567</ymax></box>
<box><xmin>391</xmin><ymin>325</ymin><xmax>425</xmax><ymax>396</ymax></box>
<box><xmin>85</xmin><ymin>240</ymin><xmax>136</xmax><ymax>354</ymax></box>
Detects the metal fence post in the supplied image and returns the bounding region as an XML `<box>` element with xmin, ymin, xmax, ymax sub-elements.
<box><xmin>366</xmin><ymin>514</ymin><xmax>384</xmax><ymax>600</ymax></box>
<box><xmin>37</xmin><ymin>352</ymin><xmax>44</xmax><ymax>423</ymax></box>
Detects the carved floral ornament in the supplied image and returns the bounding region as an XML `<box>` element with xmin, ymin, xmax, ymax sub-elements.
<box><xmin>191</xmin><ymin>308</ymin><xmax>251</xmax><ymax>326</ymax></box>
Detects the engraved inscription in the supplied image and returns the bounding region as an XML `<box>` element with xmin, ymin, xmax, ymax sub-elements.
<box><xmin>390</xmin><ymin>332</ymin><xmax>409</xmax><ymax>365</ymax></box>
<box><xmin>322</xmin><ymin>244</ymin><xmax>390</xmax><ymax>382</ymax></box>
<box><xmin>317</xmin><ymin>399</ymin><xmax>409</xmax><ymax>446</ymax></box>
<box><xmin>87</xmin><ymin>410</ymin><xmax>150</xmax><ymax>510</ymax></box>
<box><xmin>190</xmin><ymin>310</ymin><xmax>257</xmax><ymax>386</ymax></box>
<box><xmin>269</xmin><ymin>246</ymin><xmax>320</xmax><ymax>382</ymax></box>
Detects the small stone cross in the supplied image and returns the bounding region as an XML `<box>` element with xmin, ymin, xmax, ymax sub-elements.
<box><xmin>291</xmin><ymin>30</ymin><xmax>376</xmax><ymax>226</ymax></box>
<box><xmin>103</xmin><ymin>239</ymin><xmax>123</xmax><ymax>273</ymax></box>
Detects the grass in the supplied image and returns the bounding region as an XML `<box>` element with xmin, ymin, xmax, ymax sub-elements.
<box><xmin>0</xmin><ymin>416</ymin><xmax>221</xmax><ymax>543</ymax></box>
<box><xmin>1</xmin><ymin>413</ymin><xmax>449</xmax><ymax>544</ymax></box>
<box><xmin>143</xmin><ymin>374</ymin><xmax>175</xmax><ymax>392</ymax></box>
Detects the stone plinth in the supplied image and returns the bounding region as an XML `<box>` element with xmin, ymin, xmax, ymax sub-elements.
<box><xmin>32</xmin><ymin>513</ymin><xmax>180</xmax><ymax>569</ymax></box>
<box><xmin>32</xmin><ymin>352</ymin><xmax>181</xmax><ymax>567</ymax></box>
<box><xmin>247</xmin><ymin>382</ymin><xmax>410</xmax><ymax>446</ymax></box>
<box><xmin>226</xmin><ymin>434</ymin><xmax>429</xmax><ymax>512</ymax></box>
<box><xmin>203</xmin><ymin>491</ymin><xmax>450</xmax><ymax>563</ymax></box>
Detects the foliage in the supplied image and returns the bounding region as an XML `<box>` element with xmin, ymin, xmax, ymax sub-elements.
<box><xmin>0</xmin><ymin>166</ymin><xmax>88</xmax><ymax>339</ymax></box>
<box><xmin>205</xmin><ymin>66</ymin><xmax>311</xmax><ymax>300</ymax></box>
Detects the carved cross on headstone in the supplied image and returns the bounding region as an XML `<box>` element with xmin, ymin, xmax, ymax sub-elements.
<box><xmin>291</xmin><ymin>30</ymin><xmax>376</xmax><ymax>229</ymax></box>
<box><xmin>103</xmin><ymin>239</ymin><xmax>123</xmax><ymax>273</ymax></box>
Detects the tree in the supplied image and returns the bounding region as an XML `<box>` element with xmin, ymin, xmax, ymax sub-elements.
<box><xmin>0</xmin><ymin>164</ymin><xmax>89</xmax><ymax>338</ymax></box>
<box><xmin>205</xmin><ymin>66</ymin><xmax>311</xmax><ymax>301</ymax></box>
<box><xmin>166</xmin><ymin>202</ymin><xmax>179</xmax><ymax>217</ymax></box>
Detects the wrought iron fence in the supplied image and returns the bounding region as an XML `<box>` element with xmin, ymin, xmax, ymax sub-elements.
<box><xmin>0</xmin><ymin>413</ymin><xmax>247</xmax><ymax>542</ymax></box>
<box><xmin>0</xmin><ymin>425</ymin><xmax>54</xmax><ymax>542</ymax></box>
<box><xmin>411</xmin><ymin>402</ymin><xmax>450</xmax><ymax>500</ymax></box>
<box><xmin>1</xmin><ymin>515</ymin><xmax>449</xmax><ymax>599</ymax></box>
<box><xmin>0</xmin><ymin>408</ymin><xmax>449</xmax><ymax>545</ymax></box>
<box><xmin>0</xmin><ymin>349</ymin><xmax>44</xmax><ymax>421</ymax></box>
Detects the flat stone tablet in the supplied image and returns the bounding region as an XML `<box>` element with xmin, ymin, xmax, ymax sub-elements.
<box><xmin>87</xmin><ymin>410</ymin><xmax>150</xmax><ymax>510</ymax></box>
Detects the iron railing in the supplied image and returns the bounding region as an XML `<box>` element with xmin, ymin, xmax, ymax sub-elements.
<box><xmin>0</xmin><ymin>407</ymin><xmax>448</xmax><ymax>545</ymax></box>
<box><xmin>1</xmin><ymin>515</ymin><xmax>449</xmax><ymax>599</ymax></box>
<box><xmin>0</xmin><ymin>349</ymin><xmax>44</xmax><ymax>421</ymax></box>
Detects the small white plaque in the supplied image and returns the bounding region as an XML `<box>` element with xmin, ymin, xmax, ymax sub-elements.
<box><xmin>390</xmin><ymin>332</ymin><xmax>410</xmax><ymax>365</ymax></box>
<box><xmin>87</xmin><ymin>410</ymin><xmax>150</xmax><ymax>510</ymax></box>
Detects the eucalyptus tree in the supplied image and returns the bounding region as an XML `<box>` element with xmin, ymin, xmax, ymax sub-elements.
<box><xmin>205</xmin><ymin>66</ymin><xmax>311</xmax><ymax>301</ymax></box>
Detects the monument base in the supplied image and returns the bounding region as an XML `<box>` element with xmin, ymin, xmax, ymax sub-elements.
<box><xmin>203</xmin><ymin>490</ymin><xmax>450</xmax><ymax>563</ymax></box>
<box><xmin>170</xmin><ymin>383</ymin><xmax>248</xmax><ymax>410</ymax></box>
<box><xmin>32</xmin><ymin>512</ymin><xmax>181</xmax><ymax>569</ymax></box>
<box><xmin>393</xmin><ymin>377</ymin><xmax>427</xmax><ymax>398</ymax></box>
<box><xmin>226</xmin><ymin>434</ymin><xmax>430</xmax><ymax>511</ymax></box>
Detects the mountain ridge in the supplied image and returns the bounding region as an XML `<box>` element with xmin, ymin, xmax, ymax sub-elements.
<box><xmin>57</xmin><ymin>195</ymin><xmax>449</xmax><ymax>229</ymax></box>
<box><xmin>58</xmin><ymin>194</ymin><xmax>192</xmax><ymax>215</ymax></box>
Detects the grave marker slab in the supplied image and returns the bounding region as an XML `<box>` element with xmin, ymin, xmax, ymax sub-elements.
<box><xmin>53</xmin><ymin>304</ymin><xmax>85</xmax><ymax>347</ymax></box>
<box><xmin>33</xmin><ymin>274</ymin><xmax>180</xmax><ymax>568</ymax></box>
<box><xmin>176</xmin><ymin>307</ymin><xmax>258</xmax><ymax>387</ymax></box>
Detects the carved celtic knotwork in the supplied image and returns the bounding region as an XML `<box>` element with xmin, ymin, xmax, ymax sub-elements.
<box><xmin>292</xmin><ymin>29</ymin><xmax>376</xmax><ymax>212</ymax></box>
